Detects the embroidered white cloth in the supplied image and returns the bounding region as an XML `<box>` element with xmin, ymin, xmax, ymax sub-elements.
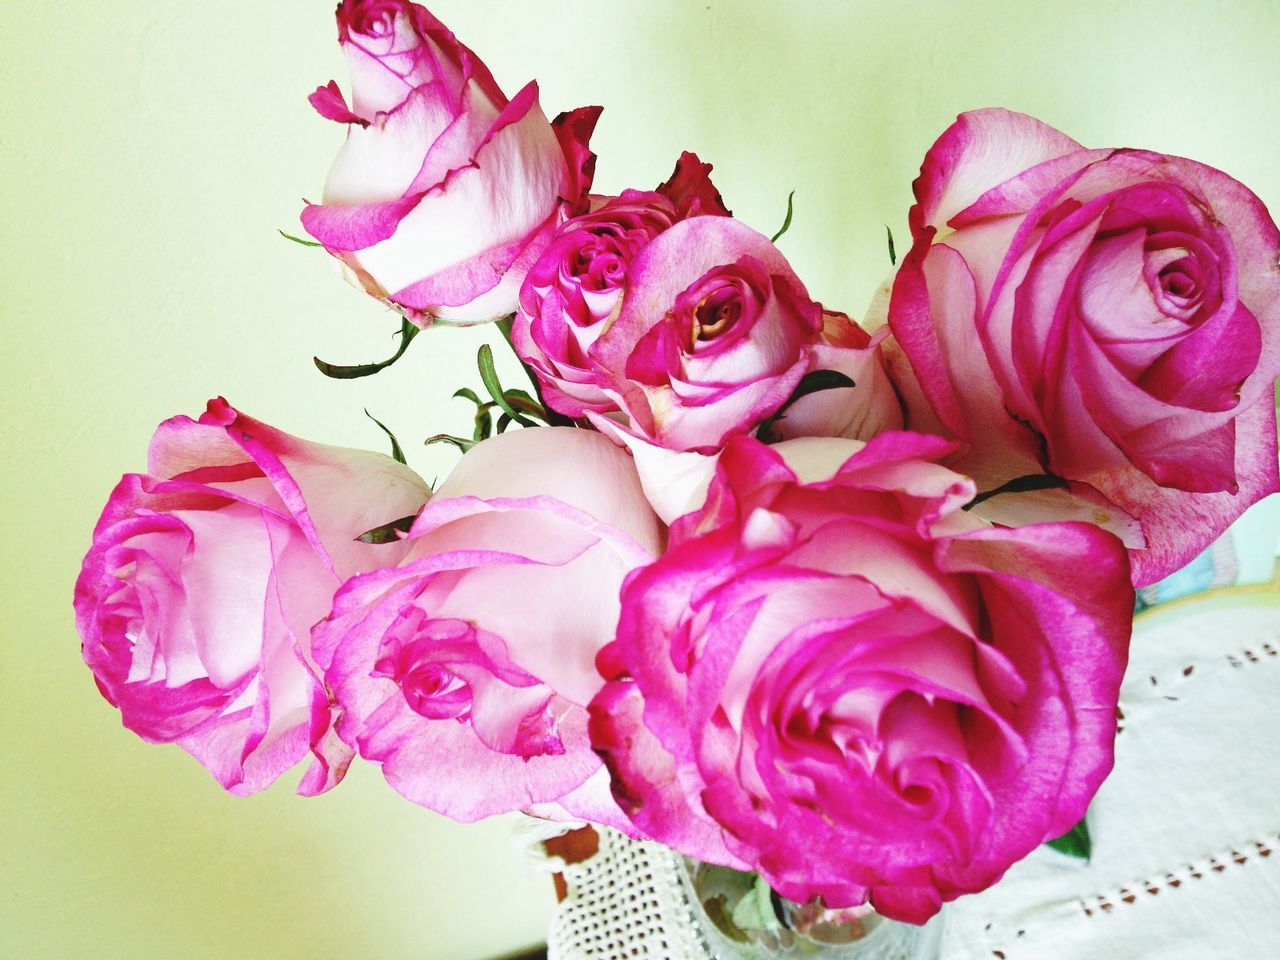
<box><xmin>542</xmin><ymin>585</ymin><xmax>1280</xmax><ymax>960</ymax></box>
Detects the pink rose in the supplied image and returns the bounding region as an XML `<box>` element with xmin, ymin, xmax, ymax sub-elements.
<box><xmin>589</xmin><ymin>432</ymin><xmax>1133</xmax><ymax>923</ymax></box>
<box><xmin>886</xmin><ymin>109</ymin><xmax>1280</xmax><ymax>586</ymax></box>
<box><xmin>589</xmin><ymin>218</ymin><xmax>902</xmax><ymax>457</ymax></box>
<box><xmin>73</xmin><ymin>399</ymin><xmax>431</xmax><ymax>796</ymax></box>
<box><xmin>511</xmin><ymin>153</ymin><xmax>730</xmax><ymax>418</ymax></box>
<box><xmin>570</xmin><ymin>215</ymin><xmax>901</xmax><ymax>524</ymax></box>
<box><xmin>301</xmin><ymin>0</ymin><xmax>601</xmax><ymax>323</ymax></box>
<box><xmin>313</xmin><ymin>428</ymin><xmax>663</xmax><ymax>823</ymax></box>
<box><xmin>590</xmin><ymin>217</ymin><xmax>824</xmax><ymax>453</ymax></box>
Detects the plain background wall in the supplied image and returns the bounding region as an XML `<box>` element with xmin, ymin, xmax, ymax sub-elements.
<box><xmin>3</xmin><ymin>2</ymin><xmax>1279</xmax><ymax>958</ymax></box>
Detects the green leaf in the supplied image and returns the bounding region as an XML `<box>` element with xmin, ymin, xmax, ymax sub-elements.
<box><xmin>756</xmin><ymin>369</ymin><xmax>856</xmax><ymax>441</ymax></box>
<box><xmin>315</xmin><ymin>319</ymin><xmax>420</xmax><ymax>380</ymax></box>
<box><xmin>453</xmin><ymin>387</ymin><xmax>484</xmax><ymax>408</ymax></box>
<box><xmin>886</xmin><ymin>225</ymin><xmax>897</xmax><ymax>266</ymax></box>
<box><xmin>1045</xmin><ymin>817</ymin><xmax>1091</xmax><ymax>861</ymax></box>
<box><xmin>452</xmin><ymin>387</ymin><xmax>495</xmax><ymax>441</ymax></box>
<box><xmin>279</xmin><ymin>229</ymin><xmax>324</xmax><ymax>248</ymax></box>
<box><xmin>355</xmin><ymin>514</ymin><xmax>416</xmax><ymax>544</ymax></box>
<box><xmin>363</xmin><ymin>409</ymin><xmax>406</xmax><ymax>464</ymax></box>
<box><xmin>425</xmin><ymin>433</ymin><xmax>476</xmax><ymax>453</ymax></box>
<box><xmin>770</xmin><ymin>190</ymin><xmax>796</xmax><ymax>243</ymax></box>
<box><xmin>477</xmin><ymin>343</ymin><xmax>533</xmax><ymax>427</ymax></box>
<box><xmin>966</xmin><ymin>473</ymin><xmax>1070</xmax><ymax>509</ymax></box>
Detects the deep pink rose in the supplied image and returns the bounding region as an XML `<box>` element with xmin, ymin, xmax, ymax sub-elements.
<box><xmin>313</xmin><ymin>428</ymin><xmax>663</xmax><ymax>823</ymax></box>
<box><xmin>886</xmin><ymin>108</ymin><xmax>1280</xmax><ymax>586</ymax></box>
<box><xmin>74</xmin><ymin>399</ymin><xmax>431</xmax><ymax>796</ymax></box>
<box><xmin>589</xmin><ymin>432</ymin><xmax>1133</xmax><ymax>923</ymax></box>
<box><xmin>301</xmin><ymin>0</ymin><xmax>601</xmax><ymax>323</ymax></box>
<box><xmin>511</xmin><ymin>153</ymin><xmax>730</xmax><ymax>418</ymax></box>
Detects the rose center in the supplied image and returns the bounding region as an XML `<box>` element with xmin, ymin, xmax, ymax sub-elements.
<box><xmin>1158</xmin><ymin>260</ymin><xmax>1199</xmax><ymax>302</ymax></box>
<box><xmin>691</xmin><ymin>288</ymin><xmax>743</xmax><ymax>346</ymax></box>
<box><xmin>373</xmin><ymin>612</ymin><xmax>477</xmax><ymax>721</ymax></box>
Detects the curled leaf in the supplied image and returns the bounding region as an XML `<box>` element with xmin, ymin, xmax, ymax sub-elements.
<box><xmin>315</xmin><ymin>319</ymin><xmax>420</xmax><ymax>380</ymax></box>
<box><xmin>425</xmin><ymin>433</ymin><xmax>477</xmax><ymax>453</ymax></box>
<box><xmin>364</xmin><ymin>409</ymin><xmax>406</xmax><ymax>464</ymax></box>
<box><xmin>770</xmin><ymin>191</ymin><xmax>796</xmax><ymax>243</ymax></box>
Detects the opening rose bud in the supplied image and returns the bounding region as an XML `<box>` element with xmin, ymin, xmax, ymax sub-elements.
<box><xmin>301</xmin><ymin>0</ymin><xmax>602</xmax><ymax>323</ymax></box>
<box><xmin>511</xmin><ymin>153</ymin><xmax>731</xmax><ymax>418</ymax></box>
<box><xmin>589</xmin><ymin>431</ymin><xmax>1134</xmax><ymax>924</ymax></box>
<box><xmin>313</xmin><ymin>428</ymin><xmax>663</xmax><ymax>824</ymax></box>
<box><xmin>73</xmin><ymin>399</ymin><xmax>431</xmax><ymax>796</ymax></box>
<box><xmin>886</xmin><ymin>108</ymin><xmax>1280</xmax><ymax>586</ymax></box>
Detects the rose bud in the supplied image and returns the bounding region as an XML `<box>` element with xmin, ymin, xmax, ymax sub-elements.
<box><xmin>885</xmin><ymin>108</ymin><xmax>1280</xmax><ymax>585</ymax></box>
<box><xmin>511</xmin><ymin>153</ymin><xmax>730</xmax><ymax>418</ymax></box>
<box><xmin>313</xmin><ymin>428</ymin><xmax>663</xmax><ymax>824</ymax></box>
<box><xmin>74</xmin><ymin>399</ymin><xmax>431</xmax><ymax>795</ymax></box>
<box><xmin>590</xmin><ymin>432</ymin><xmax>1134</xmax><ymax>923</ymax></box>
<box><xmin>301</xmin><ymin>0</ymin><xmax>602</xmax><ymax>323</ymax></box>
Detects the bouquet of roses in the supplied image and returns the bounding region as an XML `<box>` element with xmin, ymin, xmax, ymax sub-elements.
<box><xmin>75</xmin><ymin>0</ymin><xmax>1280</xmax><ymax>929</ymax></box>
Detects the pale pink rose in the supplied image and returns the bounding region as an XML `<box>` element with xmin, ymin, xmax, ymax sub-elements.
<box><xmin>301</xmin><ymin>0</ymin><xmax>601</xmax><ymax>324</ymax></box>
<box><xmin>313</xmin><ymin>428</ymin><xmax>663</xmax><ymax>824</ymax></box>
<box><xmin>74</xmin><ymin>399</ymin><xmax>431</xmax><ymax>796</ymax></box>
<box><xmin>589</xmin><ymin>217</ymin><xmax>822</xmax><ymax>453</ymax></box>
<box><xmin>590</xmin><ymin>432</ymin><xmax>1133</xmax><ymax>923</ymax></box>
<box><xmin>572</xmin><ymin>215</ymin><xmax>901</xmax><ymax>524</ymax></box>
<box><xmin>588</xmin><ymin>217</ymin><xmax>902</xmax><ymax>456</ymax></box>
<box><xmin>886</xmin><ymin>108</ymin><xmax>1280</xmax><ymax>586</ymax></box>
<box><xmin>511</xmin><ymin>153</ymin><xmax>730</xmax><ymax>418</ymax></box>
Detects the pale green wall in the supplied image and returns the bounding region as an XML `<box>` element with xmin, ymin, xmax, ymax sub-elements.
<box><xmin>2</xmin><ymin>2</ymin><xmax>1278</xmax><ymax>958</ymax></box>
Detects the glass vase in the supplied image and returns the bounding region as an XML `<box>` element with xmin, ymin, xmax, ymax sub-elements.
<box><xmin>680</xmin><ymin>859</ymin><xmax>945</xmax><ymax>960</ymax></box>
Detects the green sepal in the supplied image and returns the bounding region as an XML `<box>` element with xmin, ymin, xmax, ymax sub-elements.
<box><xmin>279</xmin><ymin>229</ymin><xmax>323</xmax><ymax>248</ymax></box>
<box><xmin>315</xmin><ymin>319</ymin><xmax>420</xmax><ymax>380</ymax></box>
<box><xmin>886</xmin><ymin>225</ymin><xmax>897</xmax><ymax>266</ymax></box>
<box><xmin>756</xmin><ymin>369</ymin><xmax>856</xmax><ymax>442</ymax></box>
<box><xmin>1045</xmin><ymin>817</ymin><xmax>1091</xmax><ymax>861</ymax></box>
<box><xmin>355</xmin><ymin>514</ymin><xmax>416</xmax><ymax>544</ymax></box>
<box><xmin>425</xmin><ymin>433</ymin><xmax>476</xmax><ymax>454</ymax></box>
<box><xmin>770</xmin><ymin>190</ymin><xmax>796</xmax><ymax>243</ymax></box>
<box><xmin>363</xmin><ymin>409</ymin><xmax>407</xmax><ymax>464</ymax></box>
<box><xmin>477</xmin><ymin>343</ymin><xmax>534</xmax><ymax>427</ymax></box>
<box><xmin>966</xmin><ymin>473</ymin><xmax>1070</xmax><ymax>509</ymax></box>
<box><xmin>731</xmin><ymin>874</ymin><xmax>783</xmax><ymax>933</ymax></box>
<box><xmin>453</xmin><ymin>388</ymin><xmax>494</xmax><ymax>441</ymax></box>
